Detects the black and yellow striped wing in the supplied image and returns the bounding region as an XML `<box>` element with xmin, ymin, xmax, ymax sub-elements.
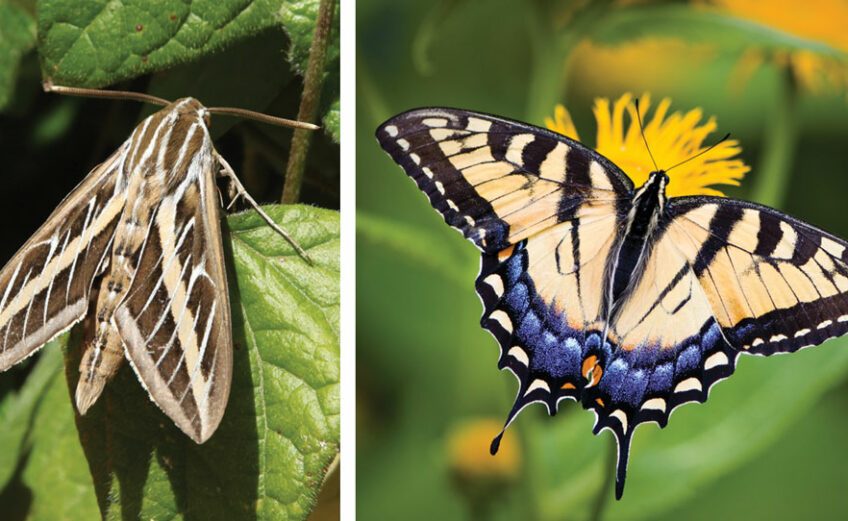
<box><xmin>377</xmin><ymin>107</ymin><xmax>848</xmax><ymax>499</ymax></box>
<box><xmin>377</xmin><ymin>108</ymin><xmax>632</xmax><ymax>252</ymax></box>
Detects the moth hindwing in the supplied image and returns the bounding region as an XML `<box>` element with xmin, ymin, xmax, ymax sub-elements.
<box><xmin>0</xmin><ymin>97</ymin><xmax>235</xmax><ymax>443</ymax></box>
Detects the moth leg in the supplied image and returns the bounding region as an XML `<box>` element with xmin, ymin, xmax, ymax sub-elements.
<box><xmin>213</xmin><ymin>151</ymin><xmax>313</xmax><ymax>265</ymax></box>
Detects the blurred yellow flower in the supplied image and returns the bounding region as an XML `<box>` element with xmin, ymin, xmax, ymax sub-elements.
<box><xmin>704</xmin><ymin>0</ymin><xmax>848</xmax><ymax>94</ymax></box>
<box><xmin>447</xmin><ymin>418</ymin><xmax>521</xmax><ymax>480</ymax></box>
<box><xmin>446</xmin><ymin>418</ymin><xmax>521</xmax><ymax>513</ymax></box>
<box><xmin>546</xmin><ymin>93</ymin><xmax>750</xmax><ymax>197</ymax></box>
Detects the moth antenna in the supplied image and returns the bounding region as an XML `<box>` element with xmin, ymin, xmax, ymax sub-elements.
<box><xmin>207</xmin><ymin>106</ymin><xmax>319</xmax><ymax>130</ymax></box>
<box><xmin>634</xmin><ymin>99</ymin><xmax>660</xmax><ymax>173</ymax></box>
<box><xmin>664</xmin><ymin>132</ymin><xmax>732</xmax><ymax>173</ymax></box>
<box><xmin>43</xmin><ymin>80</ymin><xmax>171</xmax><ymax>106</ymax></box>
<box><xmin>214</xmin><ymin>152</ymin><xmax>314</xmax><ymax>266</ymax></box>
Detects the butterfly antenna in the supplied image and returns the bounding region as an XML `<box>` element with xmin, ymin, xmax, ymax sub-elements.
<box><xmin>634</xmin><ymin>99</ymin><xmax>660</xmax><ymax>173</ymax></box>
<box><xmin>43</xmin><ymin>80</ymin><xmax>171</xmax><ymax>106</ymax></box>
<box><xmin>664</xmin><ymin>132</ymin><xmax>731</xmax><ymax>173</ymax></box>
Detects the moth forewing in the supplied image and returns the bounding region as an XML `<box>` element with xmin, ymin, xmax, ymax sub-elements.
<box><xmin>0</xmin><ymin>143</ymin><xmax>130</xmax><ymax>372</ymax></box>
<box><xmin>114</xmin><ymin>117</ymin><xmax>233</xmax><ymax>443</ymax></box>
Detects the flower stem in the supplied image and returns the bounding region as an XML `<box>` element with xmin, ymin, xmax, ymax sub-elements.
<box><xmin>281</xmin><ymin>0</ymin><xmax>336</xmax><ymax>204</ymax></box>
<box><xmin>590</xmin><ymin>438</ymin><xmax>616</xmax><ymax>521</ymax></box>
<box><xmin>750</xmin><ymin>64</ymin><xmax>798</xmax><ymax>208</ymax></box>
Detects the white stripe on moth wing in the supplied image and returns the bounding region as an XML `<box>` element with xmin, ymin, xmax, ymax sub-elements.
<box><xmin>13</xmin><ymin>269</ymin><xmax>33</xmax><ymax>345</ymax></box>
<box><xmin>0</xmin><ymin>259</ymin><xmax>23</xmax><ymax>327</ymax></box>
<box><xmin>67</xmin><ymin>197</ymin><xmax>99</xmax><ymax>293</ymax></box>
<box><xmin>155</xmin><ymin>113</ymin><xmax>179</xmax><ymax>175</ymax></box>
<box><xmin>146</xmin><ymin>249</ymin><xmax>195</xmax><ymax>346</ymax></box>
<box><xmin>160</xmin><ymin>300</ymin><xmax>204</xmax><ymax>378</ymax></box>
<box><xmin>136</xmin><ymin>109</ymin><xmax>179</xmax><ymax>170</ymax></box>
<box><xmin>171</xmin><ymin>124</ymin><xmax>201</xmax><ymax>182</ymax></box>
<box><xmin>179</xmin><ymin>300</ymin><xmax>216</xmax><ymax>406</ymax></box>
<box><xmin>165</xmin><ymin>348</ymin><xmax>187</xmax><ymax>387</ymax></box>
<box><xmin>126</xmin><ymin>117</ymin><xmax>154</xmax><ymax>171</ymax></box>
<box><xmin>56</xmin><ymin>227</ymin><xmax>73</xmax><ymax>307</ymax></box>
<box><xmin>154</xmin><ymin>255</ymin><xmax>209</xmax><ymax>360</ymax></box>
<box><xmin>138</xmin><ymin>218</ymin><xmax>195</xmax><ymax>319</ymax></box>
<box><xmin>31</xmin><ymin>235</ymin><xmax>60</xmax><ymax>324</ymax></box>
<box><xmin>155</xmin><ymin>253</ymin><xmax>198</xmax><ymax>366</ymax></box>
<box><xmin>195</xmin><ymin>339</ymin><xmax>220</xmax><ymax>420</ymax></box>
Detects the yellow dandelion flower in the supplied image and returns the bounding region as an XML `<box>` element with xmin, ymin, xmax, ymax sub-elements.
<box><xmin>546</xmin><ymin>93</ymin><xmax>750</xmax><ymax>197</ymax></box>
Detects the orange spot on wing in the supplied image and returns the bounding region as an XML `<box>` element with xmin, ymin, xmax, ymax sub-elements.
<box><xmin>582</xmin><ymin>355</ymin><xmax>598</xmax><ymax>378</ymax></box>
<box><xmin>595</xmin><ymin>398</ymin><xmax>605</xmax><ymax>407</ymax></box>
<box><xmin>498</xmin><ymin>245</ymin><xmax>515</xmax><ymax>261</ymax></box>
<box><xmin>561</xmin><ymin>382</ymin><xmax>576</xmax><ymax>390</ymax></box>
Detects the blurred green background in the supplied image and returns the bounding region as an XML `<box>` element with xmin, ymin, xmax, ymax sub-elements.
<box><xmin>357</xmin><ymin>1</ymin><xmax>848</xmax><ymax>520</ymax></box>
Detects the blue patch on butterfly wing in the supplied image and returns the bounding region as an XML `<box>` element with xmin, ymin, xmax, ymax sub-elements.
<box><xmin>584</xmin><ymin>317</ymin><xmax>739</xmax><ymax>499</ymax></box>
<box><xmin>647</xmin><ymin>362</ymin><xmax>674</xmax><ymax>394</ymax></box>
<box><xmin>505</xmin><ymin>281</ymin><xmax>530</xmax><ymax>315</ymax></box>
<box><xmin>531</xmin><ymin>332</ymin><xmax>581</xmax><ymax>379</ymax></box>
<box><xmin>618</xmin><ymin>368</ymin><xmax>650</xmax><ymax>408</ymax></box>
<box><xmin>675</xmin><ymin>344</ymin><xmax>702</xmax><ymax>376</ymax></box>
<box><xmin>517</xmin><ymin>308</ymin><xmax>541</xmax><ymax>340</ymax></box>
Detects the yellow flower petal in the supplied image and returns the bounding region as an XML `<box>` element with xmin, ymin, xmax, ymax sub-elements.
<box><xmin>544</xmin><ymin>104</ymin><xmax>579</xmax><ymax>140</ymax></box>
<box><xmin>546</xmin><ymin>93</ymin><xmax>750</xmax><ymax>197</ymax></box>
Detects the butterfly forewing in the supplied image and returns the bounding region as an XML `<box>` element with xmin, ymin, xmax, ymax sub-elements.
<box><xmin>377</xmin><ymin>108</ymin><xmax>632</xmax><ymax>253</ymax></box>
<box><xmin>666</xmin><ymin>197</ymin><xmax>848</xmax><ymax>355</ymax></box>
<box><xmin>0</xmin><ymin>144</ymin><xmax>130</xmax><ymax>371</ymax></box>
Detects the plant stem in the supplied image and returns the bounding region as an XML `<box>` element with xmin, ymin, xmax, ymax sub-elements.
<box><xmin>281</xmin><ymin>0</ymin><xmax>336</xmax><ymax>204</ymax></box>
<box><xmin>590</xmin><ymin>439</ymin><xmax>616</xmax><ymax>521</ymax></box>
<box><xmin>750</xmin><ymin>63</ymin><xmax>798</xmax><ymax>208</ymax></box>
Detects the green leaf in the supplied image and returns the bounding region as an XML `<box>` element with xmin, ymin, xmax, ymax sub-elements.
<box><xmin>323</xmin><ymin>98</ymin><xmax>339</xmax><ymax>143</ymax></box>
<box><xmin>280</xmin><ymin>0</ymin><xmax>340</xmax><ymax>136</ymax></box>
<box><xmin>281</xmin><ymin>0</ymin><xmax>339</xmax><ymax>80</ymax></box>
<box><xmin>37</xmin><ymin>0</ymin><xmax>304</xmax><ymax>88</ymax></box>
<box><xmin>59</xmin><ymin>204</ymin><xmax>339</xmax><ymax>520</ymax></box>
<box><xmin>22</xmin><ymin>338</ymin><xmax>100</xmax><ymax>521</ymax></box>
<box><xmin>0</xmin><ymin>342</ymin><xmax>63</xmax><ymax>492</ymax></box>
<box><xmin>587</xmin><ymin>4</ymin><xmax>848</xmax><ymax>59</ymax></box>
<box><xmin>0</xmin><ymin>1</ymin><xmax>36</xmax><ymax>110</ymax></box>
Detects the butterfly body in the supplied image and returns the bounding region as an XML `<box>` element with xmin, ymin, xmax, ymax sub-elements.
<box><xmin>377</xmin><ymin>107</ymin><xmax>848</xmax><ymax>498</ymax></box>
